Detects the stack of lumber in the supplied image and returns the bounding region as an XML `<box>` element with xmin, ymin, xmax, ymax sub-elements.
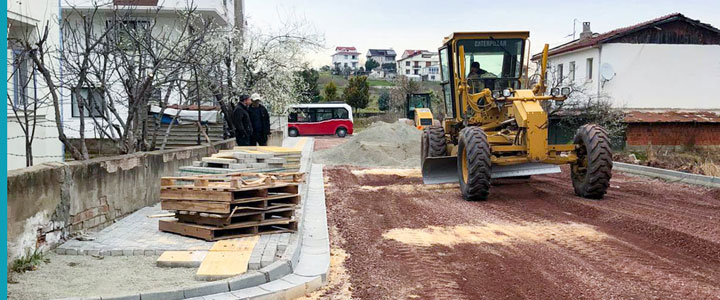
<box><xmin>158</xmin><ymin>172</ymin><xmax>305</xmax><ymax>241</ymax></box>
<box><xmin>178</xmin><ymin>146</ymin><xmax>302</xmax><ymax>175</ymax></box>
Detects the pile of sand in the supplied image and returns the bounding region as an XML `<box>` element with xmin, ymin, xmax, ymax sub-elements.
<box><xmin>314</xmin><ymin>121</ymin><xmax>422</xmax><ymax>168</ymax></box>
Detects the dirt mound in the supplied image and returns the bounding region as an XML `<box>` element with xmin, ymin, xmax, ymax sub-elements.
<box><xmin>314</xmin><ymin>121</ymin><xmax>422</xmax><ymax>168</ymax></box>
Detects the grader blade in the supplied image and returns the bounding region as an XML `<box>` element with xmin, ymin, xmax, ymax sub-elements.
<box><xmin>422</xmin><ymin>156</ymin><xmax>458</xmax><ymax>184</ymax></box>
<box><xmin>422</xmin><ymin>157</ymin><xmax>562</xmax><ymax>184</ymax></box>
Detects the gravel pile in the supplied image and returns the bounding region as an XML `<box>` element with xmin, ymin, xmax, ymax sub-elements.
<box><xmin>314</xmin><ymin>121</ymin><xmax>422</xmax><ymax>168</ymax></box>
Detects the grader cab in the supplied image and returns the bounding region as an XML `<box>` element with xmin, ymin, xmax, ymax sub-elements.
<box><xmin>421</xmin><ymin>31</ymin><xmax>613</xmax><ymax>201</ymax></box>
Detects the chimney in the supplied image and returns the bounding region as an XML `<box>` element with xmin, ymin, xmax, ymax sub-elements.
<box><xmin>579</xmin><ymin>22</ymin><xmax>593</xmax><ymax>40</ymax></box>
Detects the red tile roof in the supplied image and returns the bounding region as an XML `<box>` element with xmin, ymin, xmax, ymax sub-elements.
<box><xmin>532</xmin><ymin>13</ymin><xmax>720</xmax><ymax>60</ymax></box>
<box><xmin>335</xmin><ymin>46</ymin><xmax>357</xmax><ymax>52</ymax></box>
<box><xmin>332</xmin><ymin>52</ymin><xmax>360</xmax><ymax>56</ymax></box>
<box><xmin>624</xmin><ymin>111</ymin><xmax>720</xmax><ymax>123</ymax></box>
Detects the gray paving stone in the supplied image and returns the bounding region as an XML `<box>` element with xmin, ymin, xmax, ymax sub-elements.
<box><xmin>100</xmin><ymin>293</ymin><xmax>141</xmax><ymax>300</ymax></box>
<box><xmin>55</xmin><ymin>248</ymin><xmax>67</xmax><ymax>255</ymax></box>
<box><xmin>122</xmin><ymin>249</ymin><xmax>134</xmax><ymax>256</ymax></box>
<box><xmin>65</xmin><ymin>248</ymin><xmax>78</xmax><ymax>255</ymax></box>
<box><xmin>259</xmin><ymin>260</ymin><xmax>292</xmax><ymax>282</ymax></box>
<box><xmin>260</xmin><ymin>240</ymin><xmax>277</xmax><ymax>268</ymax></box>
<box><xmin>230</xmin><ymin>287</ymin><xmax>271</xmax><ymax>299</ymax></box>
<box><xmin>228</xmin><ymin>271</ymin><xmax>267</xmax><ymax>291</ymax></box>
<box><xmin>183</xmin><ymin>281</ymin><xmax>230</xmax><ymax>298</ymax></box>
<box><xmin>139</xmin><ymin>289</ymin><xmax>184</xmax><ymax>300</ymax></box>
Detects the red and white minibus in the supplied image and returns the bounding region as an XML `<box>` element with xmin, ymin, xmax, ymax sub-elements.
<box><xmin>287</xmin><ymin>103</ymin><xmax>354</xmax><ymax>137</ymax></box>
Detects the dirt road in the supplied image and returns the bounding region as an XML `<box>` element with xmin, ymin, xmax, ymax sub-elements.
<box><xmin>319</xmin><ymin>165</ymin><xmax>720</xmax><ymax>299</ymax></box>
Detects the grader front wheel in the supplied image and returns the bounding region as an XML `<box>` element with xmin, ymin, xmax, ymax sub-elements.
<box><xmin>421</xmin><ymin>126</ymin><xmax>447</xmax><ymax>166</ymax></box>
<box><xmin>571</xmin><ymin>124</ymin><xmax>613</xmax><ymax>199</ymax></box>
<box><xmin>457</xmin><ymin>127</ymin><xmax>492</xmax><ymax>201</ymax></box>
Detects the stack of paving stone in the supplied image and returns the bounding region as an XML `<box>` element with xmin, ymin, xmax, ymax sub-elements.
<box><xmin>158</xmin><ymin>172</ymin><xmax>305</xmax><ymax>241</ymax></box>
<box><xmin>178</xmin><ymin>146</ymin><xmax>300</xmax><ymax>175</ymax></box>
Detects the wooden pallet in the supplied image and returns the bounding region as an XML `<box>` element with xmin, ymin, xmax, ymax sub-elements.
<box><xmin>161</xmin><ymin>193</ymin><xmax>300</xmax><ymax>214</ymax></box>
<box><xmin>159</xmin><ymin>219</ymin><xmax>297</xmax><ymax>241</ymax></box>
<box><xmin>175</xmin><ymin>206</ymin><xmax>296</xmax><ymax>227</ymax></box>
<box><xmin>162</xmin><ymin>172</ymin><xmax>305</xmax><ymax>189</ymax></box>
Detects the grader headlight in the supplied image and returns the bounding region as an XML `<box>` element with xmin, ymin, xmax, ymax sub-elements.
<box><xmin>502</xmin><ymin>89</ymin><xmax>512</xmax><ymax>97</ymax></box>
<box><xmin>550</xmin><ymin>87</ymin><xmax>561</xmax><ymax>97</ymax></box>
<box><xmin>561</xmin><ymin>87</ymin><xmax>571</xmax><ymax>96</ymax></box>
<box><xmin>492</xmin><ymin>90</ymin><xmax>501</xmax><ymax>99</ymax></box>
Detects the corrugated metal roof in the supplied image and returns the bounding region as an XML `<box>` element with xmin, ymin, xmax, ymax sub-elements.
<box><xmin>624</xmin><ymin>111</ymin><xmax>720</xmax><ymax>123</ymax></box>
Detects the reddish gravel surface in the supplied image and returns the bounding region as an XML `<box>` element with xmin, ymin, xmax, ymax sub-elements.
<box><xmin>321</xmin><ymin>165</ymin><xmax>720</xmax><ymax>299</ymax></box>
<box><xmin>314</xmin><ymin>137</ymin><xmax>350</xmax><ymax>151</ymax></box>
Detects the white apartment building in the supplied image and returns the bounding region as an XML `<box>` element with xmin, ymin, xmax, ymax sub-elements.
<box><xmin>7</xmin><ymin>0</ymin><xmax>64</xmax><ymax>170</ymax></box>
<box><xmin>533</xmin><ymin>14</ymin><xmax>720</xmax><ymax>109</ymax></box>
<box><xmin>331</xmin><ymin>46</ymin><xmax>360</xmax><ymax>70</ymax></box>
<box><xmin>397</xmin><ymin>50</ymin><xmax>439</xmax><ymax>81</ymax></box>
<box><xmin>60</xmin><ymin>0</ymin><xmax>235</xmax><ymax>140</ymax></box>
<box><xmin>366</xmin><ymin>49</ymin><xmax>396</xmax><ymax>73</ymax></box>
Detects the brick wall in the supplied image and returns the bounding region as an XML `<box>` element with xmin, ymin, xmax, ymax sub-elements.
<box><xmin>626</xmin><ymin>123</ymin><xmax>720</xmax><ymax>147</ymax></box>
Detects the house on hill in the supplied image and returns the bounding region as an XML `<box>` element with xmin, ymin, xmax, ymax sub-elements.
<box><xmin>366</xmin><ymin>49</ymin><xmax>397</xmax><ymax>77</ymax></box>
<box><xmin>331</xmin><ymin>46</ymin><xmax>360</xmax><ymax>71</ymax></box>
<box><xmin>397</xmin><ymin>50</ymin><xmax>440</xmax><ymax>81</ymax></box>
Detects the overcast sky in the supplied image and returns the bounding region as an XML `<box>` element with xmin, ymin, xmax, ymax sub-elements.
<box><xmin>245</xmin><ymin>0</ymin><xmax>720</xmax><ymax>67</ymax></box>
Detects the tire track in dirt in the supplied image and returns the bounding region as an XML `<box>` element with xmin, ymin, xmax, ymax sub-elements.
<box><xmin>322</xmin><ymin>165</ymin><xmax>720</xmax><ymax>299</ymax></box>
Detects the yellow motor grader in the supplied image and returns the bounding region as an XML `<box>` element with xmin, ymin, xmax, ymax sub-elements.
<box><xmin>421</xmin><ymin>31</ymin><xmax>613</xmax><ymax>201</ymax></box>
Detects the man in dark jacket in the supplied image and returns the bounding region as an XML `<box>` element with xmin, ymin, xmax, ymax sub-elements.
<box><xmin>232</xmin><ymin>94</ymin><xmax>253</xmax><ymax>146</ymax></box>
<box><xmin>248</xmin><ymin>93</ymin><xmax>271</xmax><ymax>146</ymax></box>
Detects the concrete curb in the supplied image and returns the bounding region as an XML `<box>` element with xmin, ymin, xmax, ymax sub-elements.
<box><xmin>614</xmin><ymin>162</ymin><xmax>720</xmax><ymax>188</ymax></box>
<box><xmin>51</xmin><ymin>137</ymin><xmax>323</xmax><ymax>300</ymax></box>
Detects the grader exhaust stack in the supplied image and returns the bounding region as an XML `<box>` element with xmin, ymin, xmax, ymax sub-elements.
<box><xmin>420</xmin><ymin>32</ymin><xmax>612</xmax><ymax>200</ymax></box>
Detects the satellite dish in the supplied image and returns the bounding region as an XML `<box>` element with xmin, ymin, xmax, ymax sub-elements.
<box><xmin>600</xmin><ymin>63</ymin><xmax>615</xmax><ymax>81</ymax></box>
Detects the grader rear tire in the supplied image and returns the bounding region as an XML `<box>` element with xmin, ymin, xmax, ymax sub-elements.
<box><xmin>421</xmin><ymin>126</ymin><xmax>447</xmax><ymax>166</ymax></box>
<box><xmin>571</xmin><ymin>124</ymin><xmax>613</xmax><ymax>199</ymax></box>
<box><xmin>457</xmin><ymin>127</ymin><xmax>492</xmax><ymax>201</ymax></box>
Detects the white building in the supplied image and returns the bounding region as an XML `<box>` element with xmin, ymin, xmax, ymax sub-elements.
<box><xmin>331</xmin><ymin>46</ymin><xmax>360</xmax><ymax>71</ymax></box>
<box><xmin>532</xmin><ymin>14</ymin><xmax>720</xmax><ymax>109</ymax></box>
<box><xmin>60</xmin><ymin>0</ymin><xmax>235</xmax><ymax>140</ymax></box>
<box><xmin>7</xmin><ymin>0</ymin><xmax>65</xmax><ymax>170</ymax></box>
<box><xmin>397</xmin><ymin>50</ymin><xmax>439</xmax><ymax>81</ymax></box>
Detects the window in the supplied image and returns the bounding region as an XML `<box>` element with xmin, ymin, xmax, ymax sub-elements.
<box><xmin>569</xmin><ymin>61</ymin><xmax>576</xmax><ymax>82</ymax></box>
<box><xmin>439</xmin><ymin>47</ymin><xmax>450</xmax><ymax>82</ymax></box>
<box><xmin>414</xmin><ymin>61</ymin><xmax>419</xmax><ymax>67</ymax></box>
<box><xmin>426</xmin><ymin>61</ymin><xmax>431</xmax><ymax>67</ymax></box>
<box><xmin>557</xmin><ymin>63</ymin><xmax>563</xmax><ymax>83</ymax></box>
<box><xmin>405</xmin><ymin>69</ymin><xmax>410</xmax><ymax>74</ymax></box>
<box><xmin>405</xmin><ymin>61</ymin><xmax>410</xmax><ymax>66</ymax></box>
<box><xmin>11</xmin><ymin>50</ymin><xmax>30</xmax><ymax>108</ymax></box>
<box><xmin>334</xmin><ymin>108</ymin><xmax>349</xmax><ymax>119</ymax></box>
<box><xmin>315</xmin><ymin>108</ymin><xmax>333</xmax><ymax>122</ymax></box>
<box><xmin>71</xmin><ymin>88</ymin><xmax>106</xmax><ymax>117</ymax></box>
<box><xmin>107</xmin><ymin>19</ymin><xmax>150</xmax><ymax>51</ymax></box>
<box><xmin>344</xmin><ymin>55</ymin><xmax>348</xmax><ymax>59</ymax></box>
<box><xmin>289</xmin><ymin>108</ymin><xmax>311</xmax><ymax>122</ymax></box>
<box><xmin>586</xmin><ymin>58</ymin><xmax>593</xmax><ymax>80</ymax></box>
<box><xmin>414</xmin><ymin>69</ymin><xmax>419</xmax><ymax>75</ymax></box>
<box><xmin>457</xmin><ymin>38</ymin><xmax>524</xmax><ymax>90</ymax></box>
<box><xmin>352</xmin><ymin>55</ymin><xmax>356</xmax><ymax>59</ymax></box>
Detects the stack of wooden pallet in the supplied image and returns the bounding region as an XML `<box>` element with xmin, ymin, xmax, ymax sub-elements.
<box><xmin>158</xmin><ymin>172</ymin><xmax>305</xmax><ymax>241</ymax></box>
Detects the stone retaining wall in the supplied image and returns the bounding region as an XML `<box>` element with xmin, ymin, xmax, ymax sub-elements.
<box><xmin>7</xmin><ymin>139</ymin><xmax>236</xmax><ymax>264</ymax></box>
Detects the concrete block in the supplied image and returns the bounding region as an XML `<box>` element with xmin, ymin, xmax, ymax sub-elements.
<box><xmin>232</xmin><ymin>153</ymin><xmax>247</xmax><ymax>159</ymax></box>
<box><xmin>133</xmin><ymin>250</ymin><xmax>144</xmax><ymax>256</ymax></box>
<box><xmin>229</xmin><ymin>164</ymin><xmax>248</xmax><ymax>170</ymax></box>
<box><xmin>100</xmin><ymin>293</ymin><xmax>141</xmax><ymax>300</ymax></box>
<box><xmin>293</xmin><ymin>253</ymin><xmax>329</xmax><ymax>280</ymax></box>
<box><xmin>241</xmin><ymin>158</ymin><xmax>257</xmax><ymax>164</ymax></box>
<box><xmin>183</xmin><ymin>281</ymin><xmax>230</xmax><ymax>298</ymax></box>
<box><xmin>228</xmin><ymin>271</ymin><xmax>268</xmax><ymax>291</ymax></box>
<box><xmin>259</xmin><ymin>260</ymin><xmax>292</xmax><ymax>282</ymax></box>
<box><xmin>266</xmin><ymin>158</ymin><xmax>285</xmax><ymax>164</ymax></box>
<box><xmin>192</xmin><ymin>161</ymin><xmax>202</xmax><ymax>167</ymax></box>
<box><xmin>258</xmin><ymin>278</ymin><xmax>302</xmax><ymax>298</ymax></box>
<box><xmin>55</xmin><ymin>248</ymin><xmax>67</xmax><ymax>255</ymax></box>
<box><xmin>250</xmin><ymin>163</ymin><xmax>268</xmax><ymax>169</ymax></box>
<box><xmin>65</xmin><ymin>248</ymin><xmax>78</xmax><ymax>255</ymax></box>
<box><xmin>157</xmin><ymin>251</ymin><xmax>208</xmax><ymax>268</ymax></box>
<box><xmin>231</xmin><ymin>287</ymin><xmax>273</xmax><ymax>299</ymax></box>
<box><xmin>111</xmin><ymin>250</ymin><xmax>123</xmax><ymax>256</ymax></box>
<box><xmin>144</xmin><ymin>250</ymin><xmax>155</xmax><ymax>256</ymax></box>
<box><xmin>122</xmin><ymin>250</ymin><xmax>134</xmax><ymax>256</ymax></box>
<box><xmin>99</xmin><ymin>250</ymin><xmax>112</xmax><ymax>256</ymax></box>
<box><xmin>191</xmin><ymin>292</ymin><xmax>240</xmax><ymax>300</ymax></box>
<box><xmin>139</xmin><ymin>289</ymin><xmax>184</xmax><ymax>300</ymax></box>
<box><xmin>260</xmin><ymin>241</ymin><xmax>277</xmax><ymax>268</ymax></box>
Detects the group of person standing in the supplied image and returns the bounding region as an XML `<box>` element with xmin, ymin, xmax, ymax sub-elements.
<box><xmin>231</xmin><ymin>93</ymin><xmax>271</xmax><ymax>146</ymax></box>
